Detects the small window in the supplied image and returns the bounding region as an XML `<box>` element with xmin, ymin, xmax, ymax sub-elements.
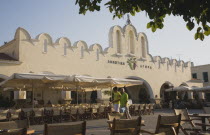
<box><xmin>192</xmin><ymin>73</ymin><xmax>197</xmax><ymax>79</ymax></box>
<box><xmin>64</xmin><ymin>43</ymin><xmax>67</xmax><ymax>56</ymax></box>
<box><xmin>158</xmin><ymin>60</ymin><xmax>160</xmax><ymax>69</ymax></box>
<box><xmin>81</xmin><ymin>46</ymin><xmax>84</xmax><ymax>58</ymax></box>
<box><xmin>43</xmin><ymin>39</ymin><xmax>47</xmax><ymax>53</ymax></box>
<box><xmin>203</xmin><ymin>72</ymin><xmax>208</xmax><ymax>82</ymax></box>
<box><xmin>96</xmin><ymin>49</ymin><xmax>99</xmax><ymax>61</ymax></box>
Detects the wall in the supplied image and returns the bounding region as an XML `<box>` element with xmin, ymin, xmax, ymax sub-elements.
<box><xmin>0</xmin><ymin>25</ymin><xmax>193</xmax><ymax>103</ymax></box>
<box><xmin>192</xmin><ymin>64</ymin><xmax>210</xmax><ymax>86</ymax></box>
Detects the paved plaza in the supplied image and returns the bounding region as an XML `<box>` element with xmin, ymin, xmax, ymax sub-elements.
<box><xmin>29</xmin><ymin>109</ymin><xmax>204</xmax><ymax>135</ymax></box>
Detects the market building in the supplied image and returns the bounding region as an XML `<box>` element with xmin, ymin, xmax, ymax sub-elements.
<box><xmin>0</xmin><ymin>22</ymin><xmax>200</xmax><ymax>105</ymax></box>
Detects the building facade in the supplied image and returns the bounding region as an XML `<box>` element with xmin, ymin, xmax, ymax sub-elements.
<box><xmin>191</xmin><ymin>64</ymin><xmax>210</xmax><ymax>87</ymax></box>
<box><xmin>0</xmin><ymin>24</ymin><xmax>196</xmax><ymax>104</ymax></box>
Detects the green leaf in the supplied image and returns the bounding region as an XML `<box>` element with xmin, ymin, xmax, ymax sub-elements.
<box><xmin>186</xmin><ymin>22</ymin><xmax>194</xmax><ymax>31</ymax></box>
<box><xmin>147</xmin><ymin>22</ymin><xmax>151</xmax><ymax>28</ymax></box>
<box><xmin>198</xmin><ymin>33</ymin><xmax>204</xmax><ymax>41</ymax></box>
<box><xmin>197</xmin><ymin>27</ymin><xmax>202</xmax><ymax>32</ymax></box>
<box><xmin>194</xmin><ymin>33</ymin><xmax>199</xmax><ymax>40</ymax></box>
<box><xmin>151</xmin><ymin>26</ymin><xmax>156</xmax><ymax>32</ymax></box>
<box><xmin>204</xmin><ymin>30</ymin><xmax>210</xmax><ymax>36</ymax></box>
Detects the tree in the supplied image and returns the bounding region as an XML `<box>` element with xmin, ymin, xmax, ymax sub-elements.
<box><xmin>76</xmin><ymin>0</ymin><xmax>210</xmax><ymax>41</ymax></box>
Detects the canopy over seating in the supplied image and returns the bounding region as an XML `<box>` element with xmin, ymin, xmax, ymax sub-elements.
<box><xmin>165</xmin><ymin>86</ymin><xmax>194</xmax><ymax>92</ymax></box>
<box><xmin>0</xmin><ymin>73</ymin><xmax>143</xmax><ymax>91</ymax></box>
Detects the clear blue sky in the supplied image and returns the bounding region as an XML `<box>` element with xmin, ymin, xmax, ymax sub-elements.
<box><xmin>0</xmin><ymin>0</ymin><xmax>209</xmax><ymax>66</ymax></box>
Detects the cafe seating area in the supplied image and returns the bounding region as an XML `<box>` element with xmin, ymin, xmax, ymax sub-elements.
<box><xmin>0</xmin><ymin>103</ymin><xmax>155</xmax><ymax>125</ymax></box>
<box><xmin>2</xmin><ymin>107</ymin><xmax>210</xmax><ymax>135</ymax></box>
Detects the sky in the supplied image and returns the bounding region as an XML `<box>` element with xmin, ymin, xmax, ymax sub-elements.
<box><xmin>0</xmin><ymin>0</ymin><xmax>209</xmax><ymax>66</ymax></box>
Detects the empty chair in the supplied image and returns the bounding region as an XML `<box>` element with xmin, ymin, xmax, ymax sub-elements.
<box><xmin>107</xmin><ymin>113</ymin><xmax>127</xmax><ymax>129</ymax></box>
<box><xmin>78</xmin><ymin>107</ymin><xmax>86</xmax><ymax>120</ymax></box>
<box><xmin>97</xmin><ymin>106</ymin><xmax>105</xmax><ymax>118</ymax></box>
<box><xmin>129</xmin><ymin>105</ymin><xmax>135</xmax><ymax>116</ymax></box>
<box><xmin>0</xmin><ymin>109</ymin><xmax>9</xmax><ymax>121</ymax></box>
<box><xmin>70</xmin><ymin>107</ymin><xmax>78</xmax><ymax>121</ymax></box>
<box><xmin>111</xmin><ymin>116</ymin><xmax>142</xmax><ymax>135</ymax></box>
<box><xmin>0</xmin><ymin>120</ymin><xmax>29</xmax><ymax>130</ymax></box>
<box><xmin>174</xmin><ymin>109</ymin><xmax>201</xmax><ymax>135</ymax></box>
<box><xmin>8</xmin><ymin>109</ymin><xmax>21</xmax><ymax>121</ymax></box>
<box><xmin>44</xmin><ymin>121</ymin><xmax>86</xmax><ymax>135</ymax></box>
<box><xmin>52</xmin><ymin>107</ymin><xmax>62</xmax><ymax>123</ymax></box>
<box><xmin>32</xmin><ymin>108</ymin><xmax>44</xmax><ymax>124</ymax></box>
<box><xmin>145</xmin><ymin>104</ymin><xmax>150</xmax><ymax>115</ymax></box>
<box><xmin>139</xmin><ymin>104</ymin><xmax>145</xmax><ymax>115</ymax></box>
<box><xmin>142</xmin><ymin>114</ymin><xmax>181</xmax><ymax>135</ymax></box>
<box><xmin>44</xmin><ymin>107</ymin><xmax>53</xmax><ymax>123</ymax></box>
<box><xmin>134</xmin><ymin>104</ymin><xmax>140</xmax><ymax>116</ymax></box>
<box><xmin>20</xmin><ymin>108</ymin><xmax>33</xmax><ymax>120</ymax></box>
<box><xmin>0</xmin><ymin>128</ymin><xmax>27</xmax><ymax>135</ymax></box>
<box><xmin>149</xmin><ymin>104</ymin><xmax>155</xmax><ymax>114</ymax></box>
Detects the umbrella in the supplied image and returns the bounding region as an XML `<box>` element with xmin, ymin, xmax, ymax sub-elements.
<box><xmin>0</xmin><ymin>73</ymin><xmax>69</xmax><ymax>107</ymax></box>
<box><xmin>193</xmin><ymin>86</ymin><xmax>210</xmax><ymax>92</ymax></box>
<box><xmin>165</xmin><ymin>86</ymin><xmax>193</xmax><ymax>92</ymax></box>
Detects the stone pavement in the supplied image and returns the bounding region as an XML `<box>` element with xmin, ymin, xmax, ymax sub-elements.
<box><xmin>29</xmin><ymin>109</ymin><xmax>203</xmax><ymax>135</ymax></box>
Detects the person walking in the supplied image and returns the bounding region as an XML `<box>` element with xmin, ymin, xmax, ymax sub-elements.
<box><xmin>119</xmin><ymin>87</ymin><xmax>131</xmax><ymax>119</ymax></box>
<box><xmin>112</xmin><ymin>87</ymin><xmax>121</xmax><ymax>112</ymax></box>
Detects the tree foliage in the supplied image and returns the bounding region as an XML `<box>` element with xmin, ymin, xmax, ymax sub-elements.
<box><xmin>76</xmin><ymin>0</ymin><xmax>210</xmax><ymax>41</ymax></box>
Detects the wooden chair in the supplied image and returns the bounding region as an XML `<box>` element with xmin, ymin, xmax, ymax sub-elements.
<box><xmin>70</xmin><ymin>107</ymin><xmax>78</xmax><ymax>121</ymax></box>
<box><xmin>0</xmin><ymin>120</ymin><xmax>29</xmax><ymax>130</ymax></box>
<box><xmin>44</xmin><ymin>121</ymin><xmax>86</xmax><ymax>135</ymax></box>
<box><xmin>129</xmin><ymin>105</ymin><xmax>135</xmax><ymax>116</ymax></box>
<box><xmin>0</xmin><ymin>109</ymin><xmax>9</xmax><ymax>121</ymax></box>
<box><xmin>142</xmin><ymin>114</ymin><xmax>181</xmax><ymax>135</ymax></box>
<box><xmin>97</xmin><ymin>106</ymin><xmax>105</xmax><ymax>119</ymax></box>
<box><xmin>145</xmin><ymin>104</ymin><xmax>150</xmax><ymax>115</ymax></box>
<box><xmin>0</xmin><ymin>128</ymin><xmax>27</xmax><ymax>135</ymax></box>
<box><xmin>8</xmin><ymin>109</ymin><xmax>21</xmax><ymax>121</ymax></box>
<box><xmin>139</xmin><ymin>104</ymin><xmax>145</xmax><ymax>115</ymax></box>
<box><xmin>149</xmin><ymin>103</ymin><xmax>155</xmax><ymax>114</ymax></box>
<box><xmin>52</xmin><ymin>107</ymin><xmax>62</xmax><ymax>123</ymax></box>
<box><xmin>32</xmin><ymin>108</ymin><xmax>44</xmax><ymax>125</ymax></box>
<box><xmin>174</xmin><ymin>109</ymin><xmax>201</xmax><ymax>135</ymax></box>
<box><xmin>107</xmin><ymin>113</ymin><xmax>127</xmax><ymax>129</ymax></box>
<box><xmin>111</xmin><ymin>116</ymin><xmax>142</xmax><ymax>135</ymax></box>
<box><xmin>134</xmin><ymin>104</ymin><xmax>140</xmax><ymax>116</ymax></box>
<box><xmin>20</xmin><ymin>108</ymin><xmax>33</xmax><ymax>120</ymax></box>
<box><xmin>78</xmin><ymin>107</ymin><xmax>86</xmax><ymax>120</ymax></box>
<box><xmin>203</xmin><ymin>107</ymin><xmax>210</xmax><ymax>123</ymax></box>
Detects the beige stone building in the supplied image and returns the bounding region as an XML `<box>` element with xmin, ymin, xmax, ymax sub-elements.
<box><xmin>191</xmin><ymin>64</ymin><xmax>210</xmax><ymax>87</ymax></box>
<box><xmin>0</xmin><ymin>24</ymin><xmax>198</xmax><ymax>104</ymax></box>
<box><xmin>191</xmin><ymin>64</ymin><xmax>210</xmax><ymax>101</ymax></box>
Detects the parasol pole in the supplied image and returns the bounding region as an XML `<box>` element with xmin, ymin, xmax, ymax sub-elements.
<box><xmin>76</xmin><ymin>85</ymin><xmax>79</xmax><ymax>105</ymax></box>
<box><xmin>31</xmin><ymin>80</ymin><xmax>34</xmax><ymax>108</ymax></box>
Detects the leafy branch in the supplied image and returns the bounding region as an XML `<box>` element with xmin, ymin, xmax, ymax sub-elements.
<box><xmin>76</xmin><ymin>0</ymin><xmax>210</xmax><ymax>41</ymax></box>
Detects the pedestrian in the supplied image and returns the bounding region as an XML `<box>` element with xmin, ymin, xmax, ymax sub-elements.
<box><xmin>112</xmin><ymin>87</ymin><xmax>121</xmax><ymax>112</ymax></box>
<box><xmin>119</xmin><ymin>87</ymin><xmax>131</xmax><ymax>119</ymax></box>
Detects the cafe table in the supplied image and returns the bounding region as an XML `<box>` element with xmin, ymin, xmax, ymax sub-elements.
<box><xmin>27</xmin><ymin>129</ymin><xmax>35</xmax><ymax>135</ymax></box>
<box><xmin>189</xmin><ymin>114</ymin><xmax>210</xmax><ymax>131</ymax></box>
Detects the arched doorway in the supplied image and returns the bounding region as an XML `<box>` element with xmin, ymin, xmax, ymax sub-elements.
<box><xmin>125</xmin><ymin>76</ymin><xmax>154</xmax><ymax>103</ymax></box>
<box><xmin>160</xmin><ymin>81</ymin><xmax>174</xmax><ymax>102</ymax></box>
<box><xmin>178</xmin><ymin>83</ymin><xmax>189</xmax><ymax>100</ymax></box>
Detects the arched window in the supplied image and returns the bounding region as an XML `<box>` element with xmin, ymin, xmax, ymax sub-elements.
<box><xmin>81</xmin><ymin>46</ymin><xmax>84</xmax><ymax>58</ymax></box>
<box><xmin>116</xmin><ymin>31</ymin><xmax>121</xmax><ymax>53</ymax></box>
<box><xmin>43</xmin><ymin>39</ymin><xmax>47</xmax><ymax>53</ymax></box>
<box><xmin>128</xmin><ymin>31</ymin><xmax>135</xmax><ymax>54</ymax></box>
<box><xmin>64</xmin><ymin>43</ymin><xmax>67</xmax><ymax>56</ymax></box>
<box><xmin>96</xmin><ymin>49</ymin><xmax>99</xmax><ymax>61</ymax></box>
<box><xmin>158</xmin><ymin>60</ymin><xmax>161</xmax><ymax>69</ymax></box>
<box><xmin>141</xmin><ymin>37</ymin><xmax>146</xmax><ymax>58</ymax></box>
<box><xmin>167</xmin><ymin>61</ymin><xmax>169</xmax><ymax>71</ymax></box>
